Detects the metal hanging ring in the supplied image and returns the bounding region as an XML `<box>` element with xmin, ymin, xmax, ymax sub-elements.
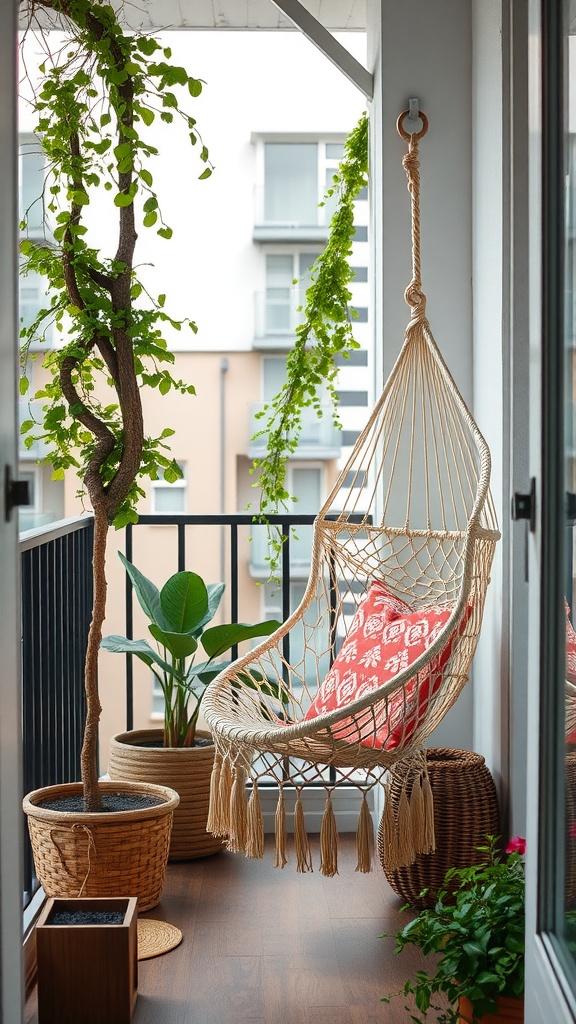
<box><xmin>396</xmin><ymin>109</ymin><xmax>429</xmax><ymax>142</ymax></box>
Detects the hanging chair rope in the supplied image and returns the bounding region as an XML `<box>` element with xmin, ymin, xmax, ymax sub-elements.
<box><xmin>203</xmin><ymin>110</ymin><xmax>500</xmax><ymax>876</ymax></box>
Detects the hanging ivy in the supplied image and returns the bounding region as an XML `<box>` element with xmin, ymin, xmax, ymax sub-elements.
<box><xmin>251</xmin><ymin>109</ymin><xmax>369</xmax><ymax>571</ymax></box>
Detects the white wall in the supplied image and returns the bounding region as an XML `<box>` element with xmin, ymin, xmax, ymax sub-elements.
<box><xmin>368</xmin><ymin>0</ymin><xmax>475</xmax><ymax>752</ymax></box>
<box><xmin>471</xmin><ymin>0</ymin><xmax>507</xmax><ymax>794</ymax></box>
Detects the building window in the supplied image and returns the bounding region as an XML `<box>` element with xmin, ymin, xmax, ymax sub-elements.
<box><xmin>151</xmin><ymin>673</ymin><xmax>164</xmax><ymax>718</ymax></box>
<box><xmin>151</xmin><ymin>462</ymin><xmax>186</xmax><ymax>514</ymax></box>
<box><xmin>19</xmin><ymin>270</ymin><xmax>52</xmax><ymax>346</ymax></box>
<box><xmin>19</xmin><ymin>135</ymin><xmax>46</xmax><ymax>235</ymax></box>
<box><xmin>262</xmin><ymin>139</ymin><xmax>345</xmax><ymax>227</ymax></box>
<box><xmin>262</xmin><ymin>250</ymin><xmax>320</xmax><ymax>334</ymax></box>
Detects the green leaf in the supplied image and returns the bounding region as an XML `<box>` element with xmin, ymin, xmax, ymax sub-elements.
<box><xmin>118</xmin><ymin>551</ymin><xmax>167</xmax><ymax>629</ymax></box>
<box><xmin>160</xmin><ymin>572</ymin><xmax>209</xmax><ymax>634</ymax></box>
<box><xmin>137</xmin><ymin>37</ymin><xmax>160</xmax><ymax>56</ymax></box>
<box><xmin>114</xmin><ymin>191</ymin><xmax>135</xmax><ymax>208</ymax></box>
<box><xmin>191</xmin><ymin>582</ymin><xmax>225</xmax><ymax>636</ymax></box>
<box><xmin>148</xmin><ymin>624</ymin><xmax>198</xmax><ymax>660</ymax></box>
<box><xmin>71</xmin><ymin>190</ymin><xmax>89</xmax><ymax>206</ymax></box>
<box><xmin>201</xmin><ymin>619</ymin><xmax>281</xmax><ymax>659</ymax></box>
<box><xmin>159</xmin><ymin>377</ymin><xmax>170</xmax><ymax>395</ymax></box>
<box><xmin>19</xmin><ymin>376</ymin><xmax>29</xmax><ymax>396</ymax></box>
<box><xmin>188</xmin><ymin>79</ymin><xmax>202</xmax><ymax>97</ymax></box>
<box><xmin>143</xmin><ymin>211</ymin><xmax>158</xmax><ymax>228</ymax></box>
<box><xmin>140</xmin><ymin>168</ymin><xmax>153</xmax><ymax>187</ymax></box>
<box><xmin>140</xmin><ymin>107</ymin><xmax>155</xmax><ymax>127</ymax></box>
<box><xmin>20</xmin><ymin>419</ymin><xmax>34</xmax><ymax>434</ymax></box>
<box><xmin>198</xmin><ymin>168</ymin><xmax>212</xmax><ymax>180</ymax></box>
<box><xmin>100</xmin><ymin>635</ymin><xmax>174</xmax><ymax>676</ymax></box>
<box><xmin>51</xmin><ymin>468</ymin><xmax>65</xmax><ymax>480</ymax></box>
<box><xmin>157</xmin><ymin>226</ymin><xmax>173</xmax><ymax>240</ymax></box>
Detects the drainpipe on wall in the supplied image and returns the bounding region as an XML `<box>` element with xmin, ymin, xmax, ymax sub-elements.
<box><xmin>220</xmin><ymin>357</ymin><xmax>229</xmax><ymax>607</ymax></box>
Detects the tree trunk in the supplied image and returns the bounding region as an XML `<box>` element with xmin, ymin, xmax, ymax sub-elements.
<box><xmin>80</xmin><ymin>505</ymin><xmax>109</xmax><ymax>811</ymax></box>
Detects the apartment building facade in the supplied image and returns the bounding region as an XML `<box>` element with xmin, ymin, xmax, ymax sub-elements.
<box><xmin>17</xmin><ymin>29</ymin><xmax>369</xmax><ymax>748</ymax></box>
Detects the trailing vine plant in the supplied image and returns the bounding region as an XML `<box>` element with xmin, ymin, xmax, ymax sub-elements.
<box><xmin>251</xmin><ymin>110</ymin><xmax>368</xmax><ymax>572</ymax></box>
<box><xmin>19</xmin><ymin>0</ymin><xmax>212</xmax><ymax>810</ymax></box>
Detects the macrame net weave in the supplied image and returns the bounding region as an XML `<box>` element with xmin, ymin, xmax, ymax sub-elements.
<box><xmin>203</xmin><ymin>112</ymin><xmax>500</xmax><ymax>876</ymax></box>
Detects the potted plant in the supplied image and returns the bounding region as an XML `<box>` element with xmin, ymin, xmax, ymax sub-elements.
<box><xmin>382</xmin><ymin>836</ymin><xmax>525</xmax><ymax>1024</ymax></box>
<box><xmin>103</xmin><ymin>554</ymin><xmax>280</xmax><ymax>859</ymax></box>
<box><xmin>20</xmin><ymin>0</ymin><xmax>212</xmax><ymax>907</ymax></box>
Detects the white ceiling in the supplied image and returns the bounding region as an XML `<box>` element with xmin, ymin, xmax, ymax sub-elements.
<box><xmin>111</xmin><ymin>0</ymin><xmax>366</xmax><ymax>31</ymax></box>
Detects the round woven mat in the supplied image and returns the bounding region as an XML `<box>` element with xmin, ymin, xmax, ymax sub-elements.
<box><xmin>137</xmin><ymin>919</ymin><xmax>182</xmax><ymax>960</ymax></box>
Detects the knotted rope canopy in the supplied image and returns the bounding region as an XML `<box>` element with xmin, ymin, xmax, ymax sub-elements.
<box><xmin>203</xmin><ymin>111</ymin><xmax>500</xmax><ymax>876</ymax></box>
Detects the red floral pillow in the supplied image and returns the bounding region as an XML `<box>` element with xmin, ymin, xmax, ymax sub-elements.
<box><xmin>566</xmin><ymin>600</ymin><xmax>576</xmax><ymax>687</ymax></box>
<box><xmin>304</xmin><ymin>580</ymin><xmax>469</xmax><ymax>750</ymax></box>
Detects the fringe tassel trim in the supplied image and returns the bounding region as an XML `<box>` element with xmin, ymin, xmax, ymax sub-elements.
<box><xmin>355</xmin><ymin>793</ymin><xmax>374</xmax><ymax>873</ymax></box>
<box><xmin>245</xmin><ymin>782</ymin><xmax>265</xmax><ymax>860</ymax></box>
<box><xmin>294</xmin><ymin>790</ymin><xmax>313</xmax><ymax>873</ymax></box>
<box><xmin>216</xmin><ymin>757</ymin><xmax>233</xmax><ymax>836</ymax></box>
<box><xmin>422</xmin><ymin>770</ymin><xmax>436</xmax><ymax>854</ymax></box>
<box><xmin>274</xmin><ymin>788</ymin><xmax>288</xmax><ymax>869</ymax></box>
<box><xmin>206</xmin><ymin>753</ymin><xmax>224</xmax><ymax>836</ymax></box>
<box><xmin>320</xmin><ymin>794</ymin><xmax>338</xmax><ymax>877</ymax></box>
<box><xmin>227</xmin><ymin>765</ymin><xmax>248</xmax><ymax>854</ymax></box>
<box><xmin>383</xmin><ymin>766</ymin><xmax>436</xmax><ymax>871</ymax></box>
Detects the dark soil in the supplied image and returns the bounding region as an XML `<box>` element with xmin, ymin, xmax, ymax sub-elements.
<box><xmin>37</xmin><ymin>793</ymin><xmax>165</xmax><ymax>813</ymax></box>
<box><xmin>47</xmin><ymin>910</ymin><xmax>125</xmax><ymax>926</ymax></box>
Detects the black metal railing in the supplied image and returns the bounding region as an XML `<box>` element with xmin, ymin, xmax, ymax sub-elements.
<box><xmin>20</xmin><ymin>512</ymin><xmax>318</xmax><ymax>906</ymax></box>
<box><xmin>20</xmin><ymin>516</ymin><xmax>93</xmax><ymax>907</ymax></box>
<box><xmin>20</xmin><ymin>511</ymin><xmax>364</xmax><ymax>909</ymax></box>
<box><xmin>123</xmin><ymin>513</ymin><xmax>320</xmax><ymax>728</ymax></box>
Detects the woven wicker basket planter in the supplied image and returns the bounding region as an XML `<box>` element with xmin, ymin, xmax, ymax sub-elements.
<box><xmin>378</xmin><ymin>748</ymin><xmax>500</xmax><ymax>908</ymax></box>
<box><xmin>23</xmin><ymin>780</ymin><xmax>179</xmax><ymax>912</ymax></box>
<box><xmin>108</xmin><ymin>728</ymin><xmax>224</xmax><ymax>861</ymax></box>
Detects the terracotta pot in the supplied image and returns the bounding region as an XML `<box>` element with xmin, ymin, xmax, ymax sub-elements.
<box><xmin>23</xmin><ymin>780</ymin><xmax>178</xmax><ymax>911</ymax></box>
<box><xmin>458</xmin><ymin>995</ymin><xmax>524</xmax><ymax>1023</ymax></box>
<box><xmin>108</xmin><ymin>728</ymin><xmax>224</xmax><ymax>860</ymax></box>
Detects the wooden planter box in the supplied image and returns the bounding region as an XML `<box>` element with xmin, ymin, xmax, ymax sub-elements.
<box><xmin>36</xmin><ymin>897</ymin><xmax>138</xmax><ymax>1024</ymax></box>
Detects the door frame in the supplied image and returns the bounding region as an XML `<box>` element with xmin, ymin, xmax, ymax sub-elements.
<box><xmin>0</xmin><ymin>0</ymin><xmax>24</xmax><ymax>1019</ymax></box>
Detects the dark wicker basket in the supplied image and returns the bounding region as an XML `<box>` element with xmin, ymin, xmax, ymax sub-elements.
<box><xmin>378</xmin><ymin>747</ymin><xmax>500</xmax><ymax>908</ymax></box>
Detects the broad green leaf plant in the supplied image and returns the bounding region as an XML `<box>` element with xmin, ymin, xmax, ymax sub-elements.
<box><xmin>382</xmin><ymin>837</ymin><xmax>525</xmax><ymax>1024</ymax></box>
<box><xmin>101</xmin><ymin>554</ymin><xmax>281</xmax><ymax>748</ymax></box>
<box><xmin>19</xmin><ymin>0</ymin><xmax>212</xmax><ymax>808</ymax></box>
<box><xmin>251</xmin><ymin>111</ymin><xmax>368</xmax><ymax>572</ymax></box>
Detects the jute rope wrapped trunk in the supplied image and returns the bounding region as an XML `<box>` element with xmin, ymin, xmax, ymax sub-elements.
<box><xmin>203</xmin><ymin>111</ymin><xmax>500</xmax><ymax>876</ymax></box>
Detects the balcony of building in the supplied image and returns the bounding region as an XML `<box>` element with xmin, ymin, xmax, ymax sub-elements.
<box><xmin>248</xmin><ymin>403</ymin><xmax>342</xmax><ymax>462</ymax></box>
<box><xmin>19</xmin><ymin>513</ymin><xmax>431</xmax><ymax>1024</ymax></box>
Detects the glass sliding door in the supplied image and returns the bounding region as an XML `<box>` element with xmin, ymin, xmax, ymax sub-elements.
<box><xmin>526</xmin><ymin>0</ymin><xmax>576</xmax><ymax>1017</ymax></box>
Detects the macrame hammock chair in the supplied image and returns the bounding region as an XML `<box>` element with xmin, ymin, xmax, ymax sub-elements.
<box><xmin>203</xmin><ymin>111</ymin><xmax>500</xmax><ymax>876</ymax></box>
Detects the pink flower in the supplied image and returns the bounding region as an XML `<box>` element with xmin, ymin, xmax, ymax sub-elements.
<box><xmin>505</xmin><ymin>836</ymin><xmax>526</xmax><ymax>855</ymax></box>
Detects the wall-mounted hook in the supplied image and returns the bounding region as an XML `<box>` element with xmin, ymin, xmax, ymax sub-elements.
<box><xmin>408</xmin><ymin>97</ymin><xmax>419</xmax><ymax>121</ymax></box>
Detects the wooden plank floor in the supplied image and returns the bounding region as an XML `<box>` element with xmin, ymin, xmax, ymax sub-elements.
<box><xmin>25</xmin><ymin>835</ymin><xmax>434</xmax><ymax>1024</ymax></box>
